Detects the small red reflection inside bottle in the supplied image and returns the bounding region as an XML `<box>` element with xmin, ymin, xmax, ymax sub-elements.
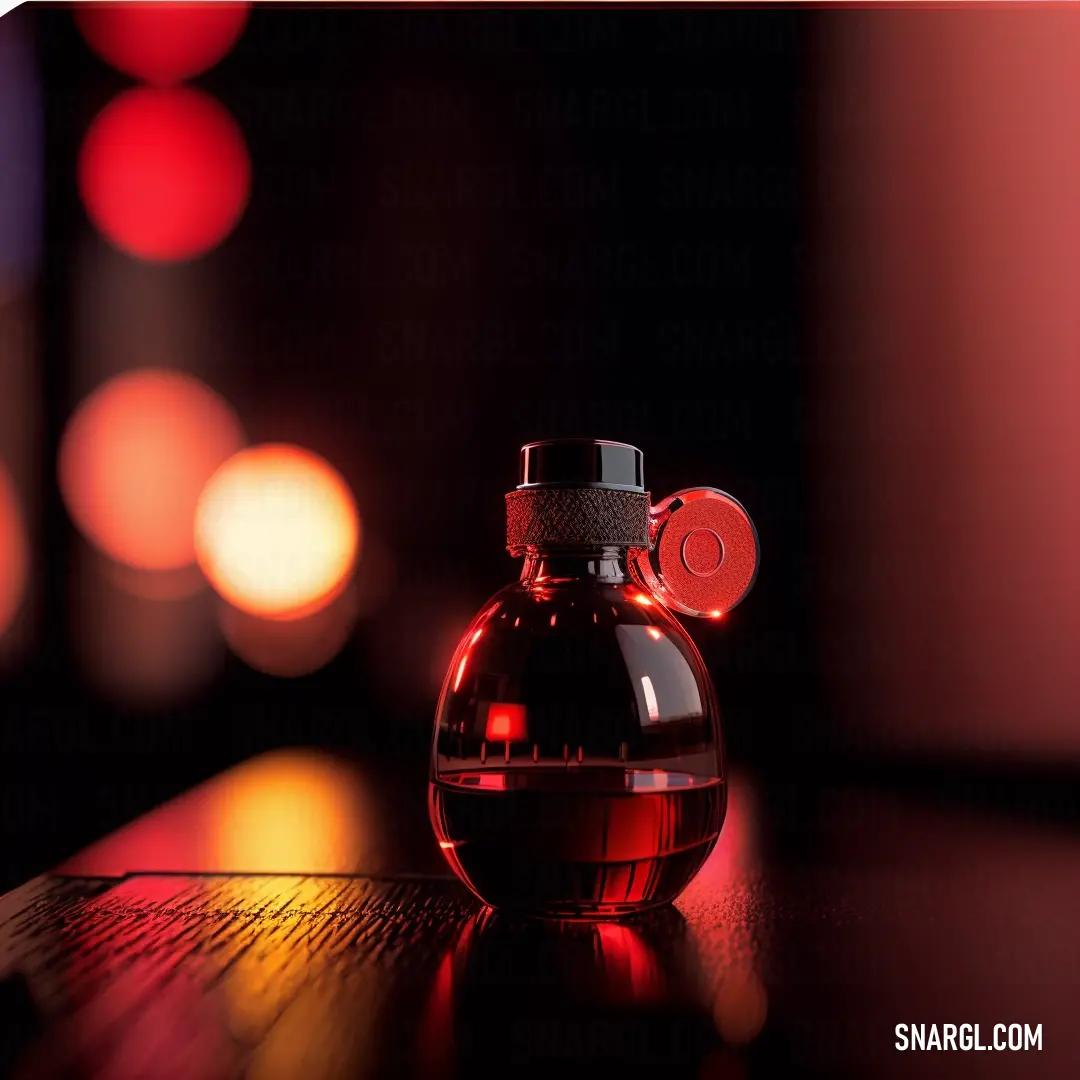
<box><xmin>485</xmin><ymin>703</ymin><xmax>528</xmax><ymax>742</ymax></box>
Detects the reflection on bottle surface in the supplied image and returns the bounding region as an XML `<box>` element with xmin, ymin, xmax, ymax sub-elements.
<box><xmin>430</xmin><ymin>578</ymin><xmax>726</xmax><ymax>918</ymax></box>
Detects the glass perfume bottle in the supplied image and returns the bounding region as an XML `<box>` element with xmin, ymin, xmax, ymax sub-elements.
<box><xmin>429</xmin><ymin>439</ymin><xmax>758</xmax><ymax>918</ymax></box>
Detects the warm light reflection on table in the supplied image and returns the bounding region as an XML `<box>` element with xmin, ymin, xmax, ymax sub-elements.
<box><xmin>2</xmin><ymin>754</ymin><xmax>771</xmax><ymax>1079</ymax></box>
<box><xmin>9</xmin><ymin>752</ymin><xmax>1076</xmax><ymax>1077</ymax></box>
<box><xmin>57</xmin><ymin>749</ymin><xmax>381</xmax><ymax>878</ymax></box>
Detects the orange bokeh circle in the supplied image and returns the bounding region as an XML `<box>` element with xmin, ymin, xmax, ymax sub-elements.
<box><xmin>58</xmin><ymin>368</ymin><xmax>245</xmax><ymax>571</ymax></box>
<box><xmin>195</xmin><ymin>444</ymin><xmax>361</xmax><ymax>621</ymax></box>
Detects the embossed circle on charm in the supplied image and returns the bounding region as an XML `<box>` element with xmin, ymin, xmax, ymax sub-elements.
<box><xmin>636</xmin><ymin>488</ymin><xmax>759</xmax><ymax>617</ymax></box>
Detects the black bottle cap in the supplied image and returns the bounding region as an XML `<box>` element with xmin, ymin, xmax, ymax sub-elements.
<box><xmin>518</xmin><ymin>439</ymin><xmax>645</xmax><ymax>492</ymax></box>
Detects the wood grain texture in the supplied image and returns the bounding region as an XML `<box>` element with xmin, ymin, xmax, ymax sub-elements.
<box><xmin>10</xmin><ymin>753</ymin><xmax>1075</xmax><ymax>1078</ymax></box>
<box><xmin>0</xmin><ymin>868</ymin><xmax>765</xmax><ymax>1080</ymax></box>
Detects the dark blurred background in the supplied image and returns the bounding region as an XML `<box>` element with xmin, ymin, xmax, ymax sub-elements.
<box><xmin>0</xmin><ymin>6</ymin><xmax>809</xmax><ymax>890</ymax></box>
<box><xmin>7</xmin><ymin>3</ymin><xmax>1080</xmax><ymax>896</ymax></box>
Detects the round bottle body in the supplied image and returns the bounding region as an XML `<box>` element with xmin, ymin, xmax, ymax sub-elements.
<box><xmin>429</xmin><ymin>558</ymin><xmax>725</xmax><ymax>918</ymax></box>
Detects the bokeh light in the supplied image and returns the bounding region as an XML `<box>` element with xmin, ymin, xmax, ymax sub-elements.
<box><xmin>195</xmin><ymin>444</ymin><xmax>361</xmax><ymax>621</ymax></box>
<box><xmin>75</xmin><ymin>2</ymin><xmax>252</xmax><ymax>85</ymax></box>
<box><xmin>59</xmin><ymin>750</ymin><xmax>379</xmax><ymax>877</ymax></box>
<box><xmin>217</xmin><ymin>531</ymin><xmax>393</xmax><ymax>677</ymax></box>
<box><xmin>78</xmin><ymin>86</ymin><xmax>250</xmax><ymax>263</ymax></box>
<box><xmin>212</xmin><ymin>750</ymin><xmax>370</xmax><ymax>874</ymax></box>
<box><xmin>0</xmin><ymin>461</ymin><xmax>28</xmax><ymax>640</ymax></box>
<box><xmin>58</xmin><ymin>368</ymin><xmax>245</xmax><ymax>570</ymax></box>
<box><xmin>711</xmin><ymin>965</ymin><xmax>768</xmax><ymax>1046</ymax></box>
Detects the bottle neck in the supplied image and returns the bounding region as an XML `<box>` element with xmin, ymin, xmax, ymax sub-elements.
<box><xmin>519</xmin><ymin>546</ymin><xmax>631</xmax><ymax>585</ymax></box>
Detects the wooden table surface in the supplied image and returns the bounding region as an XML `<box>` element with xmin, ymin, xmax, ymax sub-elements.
<box><xmin>1</xmin><ymin>748</ymin><xmax>1078</xmax><ymax>1079</ymax></box>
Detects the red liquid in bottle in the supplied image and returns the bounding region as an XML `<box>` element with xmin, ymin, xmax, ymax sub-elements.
<box><xmin>430</xmin><ymin>768</ymin><xmax>725</xmax><ymax>918</ymax></box>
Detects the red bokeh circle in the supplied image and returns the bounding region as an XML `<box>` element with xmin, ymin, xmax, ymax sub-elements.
<box><xmin>75</xmin><ymin>2</ymin><xmax>252</xmax><ymax>85</ymax></box>
<box><xmin>0</xmin><ymin>463</ymin><xmax>28</xmax><ymax>639</ymax></box>
<box><xmin>78</xmin><ymin>87</ymin><xmax>251</xmax><ymax>263</ymax></box>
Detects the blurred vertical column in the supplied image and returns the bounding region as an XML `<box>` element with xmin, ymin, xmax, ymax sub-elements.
<box><xmin>813</xmin><ymin>10</ymin><xmax>1080</xmax><ymax>760</ymax></box>
<box><xmin>64</xmin><ymin>3</ymin><xmax>252</xmax><ymax>705</ymax></box>
<box><xmin>0</xmin><ymin>11</ymin><xmax>42</xmax><ymax>666</ymax></box>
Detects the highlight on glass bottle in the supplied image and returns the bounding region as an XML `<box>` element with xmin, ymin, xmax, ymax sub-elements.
<box><xmin>428</xmin><ymin>439</ymin><xmax>758</xmax><ymax>918</ymax></box>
